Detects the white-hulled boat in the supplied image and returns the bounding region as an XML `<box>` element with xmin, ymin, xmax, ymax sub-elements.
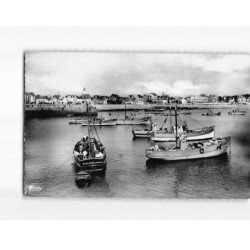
<box><xmin>146</xmin><ymin>102</ymin><xmax>231</xmax><ymax>161</ymax></box>
<box><xmin>146</xmin><ymin>136</ymin><xmax>231</xmax><ymax>161</ymax></box>
<box><xmin>151</xmin><ymin>126</ymin><xmax>215</xmax><ymax>142</ymax></box>
<box><xmin>69</xmin><ymin>118</ymin><xmax>83</xmax><ymax>124</ymax></box>
<box><xmin>228</xmin><ymin>110</ymin><xmax>246</xmax><ymax>115</ymax></box>
<box><xmin>82</xmin><ymin>118</ymin><xmax>117</xmax><ymax>126</ymax></box>
<box><xmin>150</xmin><ymin>105</ymin><xmax>214</xmax><ymax>142</ymax></box>
<box><xmin>132</xmin><ymin>122</ymin><xmax>157</xmax><ymax>138</ymax></box>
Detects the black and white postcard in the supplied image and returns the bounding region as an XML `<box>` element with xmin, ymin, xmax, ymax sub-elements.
<box><xmin>24</xmin><ymin>51</ymin><xmax>250</xmax><ymax>198</ymax></box>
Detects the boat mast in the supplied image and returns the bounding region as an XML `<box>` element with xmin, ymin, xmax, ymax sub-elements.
<box><xmin>86</xmin><ymin>102</ymin><xmax>91</xmax><ymax>157</ymax></box>
<box><xmin>124</xmin><ymin>101</ymin><xmax>127</xmax><ymax>121</ymax></box>
<box><xmin>169</xmin><ymin>105</ymin><xmax>172</xmax><ymax>132</ymax></box>
<box><xmin>175</xmin><ymin>101</ymin><xmax>178</xmax><ymax>145</ymax></box>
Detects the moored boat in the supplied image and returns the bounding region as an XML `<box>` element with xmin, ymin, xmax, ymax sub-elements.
<box><xmin>82</xmin><ymin>118</ymin><xmax>117</xmax><ymax>126</ymax></box>
<box><xmin>228</xmin><ymin>110</ymin><xmax>246</xmax><ymax>115</ymax></box>
<box><xmin>69</xmin><ymin>118</ymin><xmax>83</xmax><ymax>124</ymax></box>
<box><xmin>146</xmin><ymin>102</ymin><xmax>231</xmax><ymax>161</ymax></box>
<box><xmin>151</xmin><ymin>126</ymin><xmax>215</xmax><ymax>142</ymax></box>
<box><xmin>202</xmin><ymin>110</ymin><xmax>221</xmax><ymax>116</ymax></box>
<box><xmin>132</xmin><ymin>122</ymin><xmax>157</xmax><ymax>138</ymax></box>
<box><xmin>146</xmin><ymin>136</ymin><xmax>231</xmax><ymax>161</ymax></box>
<box><xmin>73</xmin><ymin>104</ymin><xmax>107</xmax><ymax>181</ymax></box>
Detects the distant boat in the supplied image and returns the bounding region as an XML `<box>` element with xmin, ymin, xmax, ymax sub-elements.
<box><xmin>146</xmin><ymin>102</ymin><xmax>231</xmax><ymax>161</ymax></box>
<box><xmin>202</xmin><ymin>110</ymin><xmax>221</xmax><ymax>116</ymax></box>
<box><xmin>82</xmin><ymin>118</ymin><xmax>117</xmax><ymax>126</ymax></box>
<box><xmin>228</xmin><ymin>110</ymin><xmax>246</xmax><ymax>115</ymax></box>
<box><xmin>69</xmin><ymin>118</ymin><xmax>83</xmax><ymax>124</ymax></box>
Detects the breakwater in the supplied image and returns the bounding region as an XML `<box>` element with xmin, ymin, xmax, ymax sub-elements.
<box><xmin>25</xmin><ymin>104</ymin><xmax>97</xmax><ymax>118</ymax></box>
<box><xmin>25</xmin><ymin>103</ymin><xmax>249</xmax><ymax>118</ymax></box>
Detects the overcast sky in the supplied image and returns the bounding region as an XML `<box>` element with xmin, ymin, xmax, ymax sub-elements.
<box><xmin>25</xmin><ymin>52</ymin><xmax>250</xmax><ymax>97</ymax></box>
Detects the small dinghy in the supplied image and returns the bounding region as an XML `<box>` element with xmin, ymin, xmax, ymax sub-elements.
<box><xmin>202</xmin><ymin>110</ymin><xmax>221</xmax><ymax>116</ymax></box>
<box><xmin>228</xmin><ymin>110</ymin><xmax>246</xmax><ymax>115</ymax></box>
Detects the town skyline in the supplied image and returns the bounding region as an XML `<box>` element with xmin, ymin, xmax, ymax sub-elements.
<box><xmin>25</xmin><ymin>52</ymin><xmax>250</xmax><ymax>97</ymax></box>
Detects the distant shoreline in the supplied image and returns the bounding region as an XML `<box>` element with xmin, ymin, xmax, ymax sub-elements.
<box><xmin>24</xmin><ymin>103</ymin><xmax>249</xmax><ymax>118</ymax></box>
<box><xmin>95</xmin><ymin>103</ymin><xmax>249</xmax><ymax>112</ymax></box>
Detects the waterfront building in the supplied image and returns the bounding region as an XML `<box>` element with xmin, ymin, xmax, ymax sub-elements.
<box><xmin>238</xmin><ymin>95</ymin><xmax>247</xmax><ymax>104</ymax></box>
<box><xmin>208</xmin><ymin>95</ymin><xmax>219</xmax><ymax>103</ymax></box>
<box><xmin>190</xmin><ymin>95</ymin><xmax>209</xmax><ymax>104</ymax></box>
<box><xmin>129</xmin><ymin>95</ymin><xmax>144</xmax><ymax>105</ymax></box>
<box><xmin>25</xmin><ymin>92</ymin><xmax>36</xmax><ymax>104</ymax></box>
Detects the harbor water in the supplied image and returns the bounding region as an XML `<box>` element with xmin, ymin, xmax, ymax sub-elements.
<box><xmin>24</xmin><ymin>109</ymin><xmax>250</xmax><ymax>198</ymax></box>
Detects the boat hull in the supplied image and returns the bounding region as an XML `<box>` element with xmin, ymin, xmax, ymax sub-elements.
<box><xmin>116</xmin><ymin>118</ymin><xmax>150</xmax><ymax>125</ymax></box>
<box><xmin>146</xmin><ymin>138</ymin><xmax>230</xmax><ymax>161</ymax></box>
<box><xmin>69</xmin><ymin>119</ymin><xmax>82</xmax><ymax>124</ymax></box>
<box><xmin>74</xmin><ymin>155</ymin><xmax>106</xmax><ymax>174</ymax></box>
<box><xmin>228</xmin><ymin>111</ymin><xmax>246</xmax><ymax>115</ymax></box>
<box><xmin>132</xmin><ymin>129</ymin><xmax>152</xmax><ymax>138</ymax></box>
<box><xmin>151</xmin><ymin>129</ymin><xmax>215</xmax><ymax>142</ymax></box>
<box><xmin>81</xmin><ymin>120</ymin><xmax>117</xmax><ymax>126</ymax></box>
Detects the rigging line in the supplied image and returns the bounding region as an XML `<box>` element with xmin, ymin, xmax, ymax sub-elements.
<box><xmin>93</xmin><ymin>122</ymin><xmax>101</xmax><ymax>141</ymax></box>
<box><xmin>181</xmin><ymin>113</ymin><xmax>204</xmax><ymax>127</ymax></box>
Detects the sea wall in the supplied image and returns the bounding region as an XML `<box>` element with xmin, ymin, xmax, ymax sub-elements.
<box><xmin>25</xmin><ymin>103</ymin><xmax>249</xmax><ymax>118</ymax></box>
<box><xmin>25</xmin><ymin>104</ymin><xmax>97</xmax><ymax>118</ymax></box>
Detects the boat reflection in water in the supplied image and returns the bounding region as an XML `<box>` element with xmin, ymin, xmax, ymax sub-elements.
<box><xmin>146</xmin><ymin>154</ymin><xmax>231</xmax><ymax>198</ymax></box>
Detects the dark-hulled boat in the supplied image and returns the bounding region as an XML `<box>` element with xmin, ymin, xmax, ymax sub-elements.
<box><xmin>202</xmin><ymin>110</ymin><xmax>221</xmax><ymax>116</ymax></box>
<box><xmin>73</xmin><ymin>104</ymin><xmax>107</xmax><ymax>180</ymax></box>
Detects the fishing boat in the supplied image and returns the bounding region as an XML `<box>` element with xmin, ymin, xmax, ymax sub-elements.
<box><xmin>228</xmin><ymin>110</ymin><xmax>246</xmax><ymax>115</ymax></box>
<box><xmin>151</xmin><ymin>126</ymin><xmax>215</xmax><ymax>142</ymax></box>
<box><xmin>146</xmin><ymin>135</ymin><xmax>231</xmax><ymax>161</ymax></box>
<box><xmin>73</xmin><ymin>104</ymin><xmax>107</xmax><ymax>180</ymax></box>
<box><xmin>146</xmin><ymin>103</ymin><xmax>231</xmax><ymax>161</ymax></box>
<box><xmin>82</xmin><ymin>118</ymin><xmax>117</xmax><ymax>126</ymax></box>
<box><xmin>132</xmin><ymin>122</ymin><xmax>157</xmax><ymax>138</ymax></box>
<box><xmin>202</xmin><ymin>110</ymin><xmax>221</xmax><ymax>116</ymax></box>
<box><xmin>150</xmin><ymin>106</ymin><xmax>215</xmax><ymax>142</ymax></box>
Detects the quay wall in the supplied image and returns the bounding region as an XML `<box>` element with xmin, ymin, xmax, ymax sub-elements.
<box><xmin>25</xmin><ymin>104</ymin><xmax>97</xmax><ymax>118</ymax></box>
<box><xmin>25</xmin><ymin>103</ymin><xmax>249</xmax><ymax>118</ymax></box>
